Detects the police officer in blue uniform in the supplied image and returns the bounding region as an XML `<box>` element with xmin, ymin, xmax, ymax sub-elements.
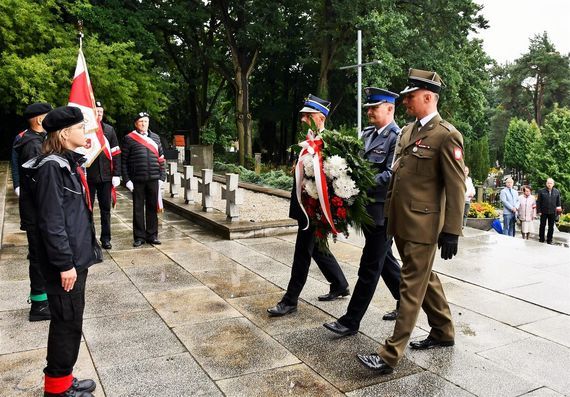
<box><xmin>323</xmin><ymin>88</ymin><xmax>402</xmax><ymax>336</ymax></box>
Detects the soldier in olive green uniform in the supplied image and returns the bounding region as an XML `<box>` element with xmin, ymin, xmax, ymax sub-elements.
<box><xmin>357</xmin><ymin>69</ymin><xmax>465</xmax><ymax>374</ymax></box>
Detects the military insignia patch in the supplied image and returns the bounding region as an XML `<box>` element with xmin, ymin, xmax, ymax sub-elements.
<box><xmin>453</xmin><ymin>147</ymin><xmax>463</xmax><ymax>160</ymax></box>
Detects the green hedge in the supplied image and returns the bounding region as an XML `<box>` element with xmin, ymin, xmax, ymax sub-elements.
<box><xmin>213</xmin><ymin>161</ymin><xmax>293</xmax><ymax>190</ymax></box>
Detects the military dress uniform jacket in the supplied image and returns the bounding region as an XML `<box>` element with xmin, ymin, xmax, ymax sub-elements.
<box><xmin>87</xmin><ymin>122</ymin><xmax>121</xmax><ymax>184</ymax></box>
<box><xmin>361</xmin><ymin>122</ymin><xmax>400</xmax><ymax>225</ymax></box>
<box><xmin>385</xmin><ymin>115</ymin><xmax>465</xmax><ymax>244</ymax></box>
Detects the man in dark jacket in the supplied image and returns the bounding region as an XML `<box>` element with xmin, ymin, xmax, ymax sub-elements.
<box><xmin>87</xmin><ymin>101</ymin><xmax>121</xmax><ymax>249</ymax></box>
<box><xmin>121</xmin><ymin>112</ymin><xmax>166</xmax><ymax>247</ymax></box>
<box><xmin>12</xmin><ymin>102</ymin><xmax>52</xmax><ymax>321</ymax></box>
<box><xmin>267</xmin><ymin>94</ymin><xmax>349</xmax><ymax>317</ymax></box>
<box><xmin>536</xmin><ymin>178</ymin><xmax>562</xmax><ymax>244</ymax></box>
<box><xmin>324</xmin><ymin>87</ymin><xmax>402</xmax><ymax>337</ymax></box>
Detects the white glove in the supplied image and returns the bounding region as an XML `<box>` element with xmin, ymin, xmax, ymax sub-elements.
<box><xmin>126</xmin><ymin>180</ymin><xmax>134</xmax><ymax>192</ymax></box>
<box><xmin>112</xmin><ymin>176</ymin><xmax>121</xmax><ymax>187</ymax></box>
<box><xmin>15</xmin><ymin>187</ymin><xmax>20</xmax><ymax>197</ymax></box>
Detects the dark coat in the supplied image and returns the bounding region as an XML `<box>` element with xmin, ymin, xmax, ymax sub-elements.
<box><xmin>87</xmin><ymin>122</ymin><xmax>121</xmax><ymax>183</ymax></box>
<box><xmin>361</xmin><ymin>122</ymin><xmax>400</xmax><ymax>225</ymax></box>
<box><xmin>121</xmin><ymin>130</ymin><xmax>166</xmax><ymax>183</ymax></box>
<box><xmin>13</xmin><ymin>129</ymin><xmax>46</xmax><ymax>230</ymax></box>
<box><xmin>22</xmin><ymin>151</ymin><xmax>102</xmax><ymax>289</ymax></box>
<box><xmin>536</xmin><ymin>187</ymin><xmax>561</xmax><ymax>214</ymax></box>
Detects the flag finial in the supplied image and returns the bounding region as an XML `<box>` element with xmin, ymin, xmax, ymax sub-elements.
<box><xmin>77</xmin><ymin>20</ymin><xmax>84</xmax><ymax>49</ymax></box>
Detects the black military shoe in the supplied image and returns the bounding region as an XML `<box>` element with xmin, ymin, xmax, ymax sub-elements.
<box><xmin>382</xmin><ymin>309</ymin><xmax>399</xmax><ymax>321</ymax></box>
<box><xmin>101</xmin><ymin>241</ymin><xmax>112</xmax><ymax>249</ymax></box>
<box><xmin>409</xmin><ymin>337</ymin><xmax>455</xmax><ymax>350</ymax></box>
<box><xmin>357</xmin><ymin>353</ymin><xmax>394</xmax><ymax>374</ymax></box>
<box><xmin>29</xmin><ymin>300</ymin><xmax>51</xmax><ymax>322</ymax></box>
<box><xmin>323</xmin><ymin>321</ymin><xmax>357</xmax><ymax>337</ymax></box>
<box><xmin>146</xmin><ymin>238</ymin><xmax>162</xmax><ymax>245</ymax></box>
<box><xmin>72</xmin><ymin>378</ymin><xmax>96</xmax><ymax>393</ymax></box>
<box><xmin>317</xmin><ymin>287</ymin><xmax>350</xmax><ymax>301</ymax></box>
<box><xmin>133</xmin><ymin>239</ymin><xmax>145</xmax><ymax>247</ymax></box>
<box><xmin>267</xmin><ymin>302</ymin><xmax>297</xmax><ymax>317</ymax></box>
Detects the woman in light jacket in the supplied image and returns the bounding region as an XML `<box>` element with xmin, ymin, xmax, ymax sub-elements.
<box><xmin>518</xmin><ymin>185</ymin><xmax>537</xmax><ymax>240</ymax></box>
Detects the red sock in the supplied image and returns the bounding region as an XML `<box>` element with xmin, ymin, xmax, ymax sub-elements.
<box><xmin>44</xmin><ymin>374</ymin><xmax>73</xmax><ymax>394</ymax></box>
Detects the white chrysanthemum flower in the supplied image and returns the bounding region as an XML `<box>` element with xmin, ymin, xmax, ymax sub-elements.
<box><xmin>333</xmin><ymin>175</ymin><xmax>360</xmax><ymax>199</ymax></box>
<box><xmin>323</xmin><ymin>155</ymin><xmax>349</xmax><ymax>179</ymax></box>
<box><xmin>303</xmin><ymin>157</ymin><xmax>315</xmax><ymax>177</ymax></box>
<box><xmin>303</xmin><ymin>179</ymin><xmax>319</xmax><ymax>199</ymax></box>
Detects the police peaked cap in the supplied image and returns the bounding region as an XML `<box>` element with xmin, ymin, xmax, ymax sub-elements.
<box><xmin>134</xmin><ymin>112</ymin><xmax>150</xmax><ymax>122</ymax></box>
<box><xmin>299</xmin><ymin>94</ymin><xmax>331</xmax><ymax>117</ymax></box>
<box><xmin>363</xmin><ymin>87</ymin><xmax>399</xmax><ymax>107</ymax></box>
<box><xmin>23</xmin><ymin>103</ymin><xmax>53</xmax><ymax>119</ymax></box>
<box><xmin>42</xmin><ymin>106</ymin><xmax>84</xmax><ymax>133</ymax></box>
<box><xmin>400</xmin><ymin>68</ymin><xmax>444</xmax><ymax>95</ymax></box>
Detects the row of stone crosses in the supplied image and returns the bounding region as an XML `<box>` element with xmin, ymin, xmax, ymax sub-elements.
<box><xmin>166</xmin><ymin>163</ymin><xmax>243</xmax><ymax>220</ymax></box>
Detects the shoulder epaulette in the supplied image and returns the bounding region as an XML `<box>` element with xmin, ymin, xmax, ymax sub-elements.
<box><xmin>439</xmin><ymin>120</ymin><xmax>456</xmax><ymax>132</ymax></box>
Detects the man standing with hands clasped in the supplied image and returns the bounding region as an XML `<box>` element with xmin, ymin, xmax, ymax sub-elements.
<box><xmin>121</xmin><ymin>112</ymin><xmax>166</xmax><ymax>247</ymax></box>
<box><xmin>323</xmin><ymin>87</ymin><xmax>401</xmax><ymax>337</ymax></box>
<box><xmin>357</xmin><ymin>69</ymin><xmax>466</xmax><ymax>374</ymax></box>
<box><xmin>87</xmin><ymin>101</ymin><xmax>121</xmax><ymax>250</ymax></box>
<box><xmin>537</xmin><ymin>178</ymin><xmax>562</xmax><ymax>244</ymax></box>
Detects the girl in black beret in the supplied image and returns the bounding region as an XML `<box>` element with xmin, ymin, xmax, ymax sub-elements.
<box><xmin>22</xmin><ymin>106</ymin><xmax>102</xmax><ymax>397</ymax></box>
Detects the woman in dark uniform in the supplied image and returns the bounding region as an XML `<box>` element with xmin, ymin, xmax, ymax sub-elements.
<box><xmin>23</xmin><ymin>106</ymin><xmax>102</xmax><ymax>397</ymax></box>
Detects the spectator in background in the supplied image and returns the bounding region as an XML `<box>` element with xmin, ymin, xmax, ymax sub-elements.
<box><xmin>518</xmin><ymin>185</ymin><xmax>536</xmax><ymax>240</ymax></box>
<box><xmin>500</xmin><ymin>177</ymin><xmax>519</xmax><ymax>237</ymax></box>
<box><xmin>463</xmin><ymin>166</ymin><xmax>476</xmax><ymax>227</ymax></box>
<box><xmin>536</xmin><ymin>178</ymin><xmax>562</xmax><ymax>245</ymax></box>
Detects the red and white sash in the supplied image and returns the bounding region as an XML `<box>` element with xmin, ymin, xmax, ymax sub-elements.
<box><xmin>127</xmin><ymin>131</ymin><xmax>165</xmax><ymax>212</ymax></box>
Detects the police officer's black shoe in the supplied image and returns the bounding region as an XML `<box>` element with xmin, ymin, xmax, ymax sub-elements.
<box><xmin>382</xmin><ymin>309</ymin><xmax>399</xmax><ymax>321</ymax></box>
<box><xmin>356</xmin><ymin>353</ymin><xmax>394</xmax><ymax>374</ymax></box>
<box><xmin>409</xmin><ymin>337</ymin><xmax>455</xmax><ymax>350</ymax></box>
<box><xmin>133</xmin><ymin>239</ymin><xmax>145</xmax><ymax>247</ymax></box>
<box><xmin>101</xmin><ymin>241</ymin><xmax>112</xmax><ymax>249</ymax></box>
<box><xmin>267</xmin><ymin>302</ymin><xmax>297</xmax><ymax>316</ymax></box>
<box><xmin>317</xmin><ymin>287</ymin><xmax>350</xmax><ymax>301</ymax></box>
<box><xmin>323</xmin><ymin>321</ymin><xmax>357</xmax><ymax>336</ymax></box>
<box><xmin>29</xmin><ymin>300</ymin><xmax>51</xmax><ymax>322</ymax></box>
<box><xmin>72</xmin><ymin>378</ymin><xmax>96</xmax><ymax>393</ymax></box>
<box><xmin>146</xmin><ymin>238</ymin><xmax>161</xmax><ymax>245</ymax></box>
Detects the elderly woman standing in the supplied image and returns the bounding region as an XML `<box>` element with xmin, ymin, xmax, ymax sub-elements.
<box><xmin>22</xmin><ymin>106</ymin><xmax>102</xmax><ymax>397</ymax></box>
<box><xmin>518</xmin><ymin>185</ymin><xmax>537</xmax><ymax>240</ymax></box>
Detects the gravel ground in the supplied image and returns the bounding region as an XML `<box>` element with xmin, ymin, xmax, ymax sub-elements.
<box><xmin>173</xmin><ymin>180</ymin><xmax>291</xmax><ymax>222</ymax></box>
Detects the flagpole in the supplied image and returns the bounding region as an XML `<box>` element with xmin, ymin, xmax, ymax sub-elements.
<box><xmin>77</xmin><ymin>20</ymin><xmax>84</xmax><ymax>50</ymax></box>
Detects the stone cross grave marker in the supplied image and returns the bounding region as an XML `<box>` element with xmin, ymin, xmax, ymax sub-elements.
<box><xmin>221</xmin><ymin>173</ymin><xmax>243</xmax><ymax>221</ymax></box>
<box><xmin>183</xmin><ymin>165</ymin><xmax>198</xmax><ymax>204</ymax></box>
<box><xmin>168</xmin><ymin>162</ymin><xmax>180</xmax><ymax>197</ymax></box>
<box><xmin>198</xmin><ymin>169</ymin><xmax>214</xmax><ymax>212</ymax></box>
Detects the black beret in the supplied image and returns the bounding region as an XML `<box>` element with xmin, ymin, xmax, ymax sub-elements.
<box><xmin>134</xmin><ymin>111</ymin><xmax>150</xmax><ymax>122</ymax></box>
<box><xmin>23</xmin><ymin>103</ymin><xmax>53</xmax><ymax>119</ymax></box>
<box><xmin>42</xmin><ymin>106</ymin><xmax>84</xmax><ymax>133</ymax></box>
<box><xmin>95</xmin><ymin>100</ymin><xmax>103</xmax><ymax>108</ymax></box>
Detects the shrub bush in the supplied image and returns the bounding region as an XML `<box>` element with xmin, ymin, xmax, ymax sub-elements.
<box><xmin>468</xmin><ymin>202</ymin><xmax>498</xmax><ymax>218</ymax></box>
<box><xmin>213</xmin><ymin>161</ymin><xmax>293</xmax><ymax>190</ymax></box>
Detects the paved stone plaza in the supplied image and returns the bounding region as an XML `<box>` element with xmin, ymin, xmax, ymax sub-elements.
<box><xmin>1</xmin><ymin>163</ymin><xmax>569</xmax><ymax>397</ymax></box>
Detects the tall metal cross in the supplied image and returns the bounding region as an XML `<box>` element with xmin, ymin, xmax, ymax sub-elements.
<box><xmin>339</xmin><ymin>30</ymin><xmax>381</xmax><ymax>136</ymax></box>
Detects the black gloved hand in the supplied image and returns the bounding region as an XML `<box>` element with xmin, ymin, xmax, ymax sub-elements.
<box><xmin>437</xmin><ymin>232</ymin><xmax>459</xmax><ymax>260</ymax></box>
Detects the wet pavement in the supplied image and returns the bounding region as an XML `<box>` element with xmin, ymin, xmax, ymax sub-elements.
<box><xmin>1</xmin><ymin>163</ymin><xmax>570</xmax><ymax>397</ymax></box>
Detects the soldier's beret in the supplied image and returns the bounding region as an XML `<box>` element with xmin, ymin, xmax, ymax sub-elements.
<box><xmin>299</xmin><ymin>94</ymin><xmax>331</xmax><ymax>117</ymax></box>
<box><xmin>134</xmin><ymin>112</ymin><xmax>150</xmax><ymax>122</ymax></box>
<box><xmin>42</xmin><ymin>106</ymin><xmax>84</xmax><ymax>133</ymax></box>
<box><xmin>363</xmin><ymin>87</ymin><xmax>399</xmax><ymax>107</ymax></box>
<box><xmin>95</xmin><ymin>100</ymin><xmax>103</xmax><ymax>108</ymax></box>
<box><xmin>23</xmin><ymin>103</ymin><xmax>53</xmax><ymax>119</ymax></box>
<box><xmin>400</xmin><ymin>68</ymin><xmax>444</xmax><ymax>95</ymax></box>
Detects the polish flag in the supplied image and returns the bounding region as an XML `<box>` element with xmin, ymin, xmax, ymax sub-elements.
<box><xmin>68</xmin><ymin>49</ymin><xmax>108</xmax><ymax>166</ymax></box>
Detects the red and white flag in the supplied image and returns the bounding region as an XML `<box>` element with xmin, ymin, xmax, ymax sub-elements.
<box><xmin>68</xmin><ymin>49</ymin><xmax>108</xmax><ymax>166</ymax></box>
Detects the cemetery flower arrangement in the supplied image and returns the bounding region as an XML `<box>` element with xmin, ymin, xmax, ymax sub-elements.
<box><xmin>295</xmin><ymin>126</ymin><xmax>375</xmax><ymax>251</ymax></box>
<box><xmin>468</xmin><ymin>202</ymin><xmax>497</xmax><ymax>218</ymax></box>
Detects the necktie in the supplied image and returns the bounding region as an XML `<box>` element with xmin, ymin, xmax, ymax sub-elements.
<box><xmin>76</xmin><ymin>166</ymin><xmax>92</xmax><ymax>212</ymax></box>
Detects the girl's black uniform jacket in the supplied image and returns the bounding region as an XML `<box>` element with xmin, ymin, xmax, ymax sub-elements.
<box><xmin>22</xmin><ymin>151</ymin><xmax>102</xmax><ymax>293</ymax></box>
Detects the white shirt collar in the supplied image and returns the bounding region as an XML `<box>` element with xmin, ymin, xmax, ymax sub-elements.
<box><xmin>418</xmin><ymin>112</ymin><xmax>439</xmax><ymax>127</ymax></box>
<box><xmin>138</xmin><ymin>130</ymin><xmax>148</xmax><ymax>136</ymax></box>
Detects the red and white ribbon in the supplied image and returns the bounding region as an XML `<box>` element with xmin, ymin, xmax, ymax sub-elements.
<box><xmin>295</xmin><ymin>132</ymin><xmax>338</xmax><ymax>234</ymax></box>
